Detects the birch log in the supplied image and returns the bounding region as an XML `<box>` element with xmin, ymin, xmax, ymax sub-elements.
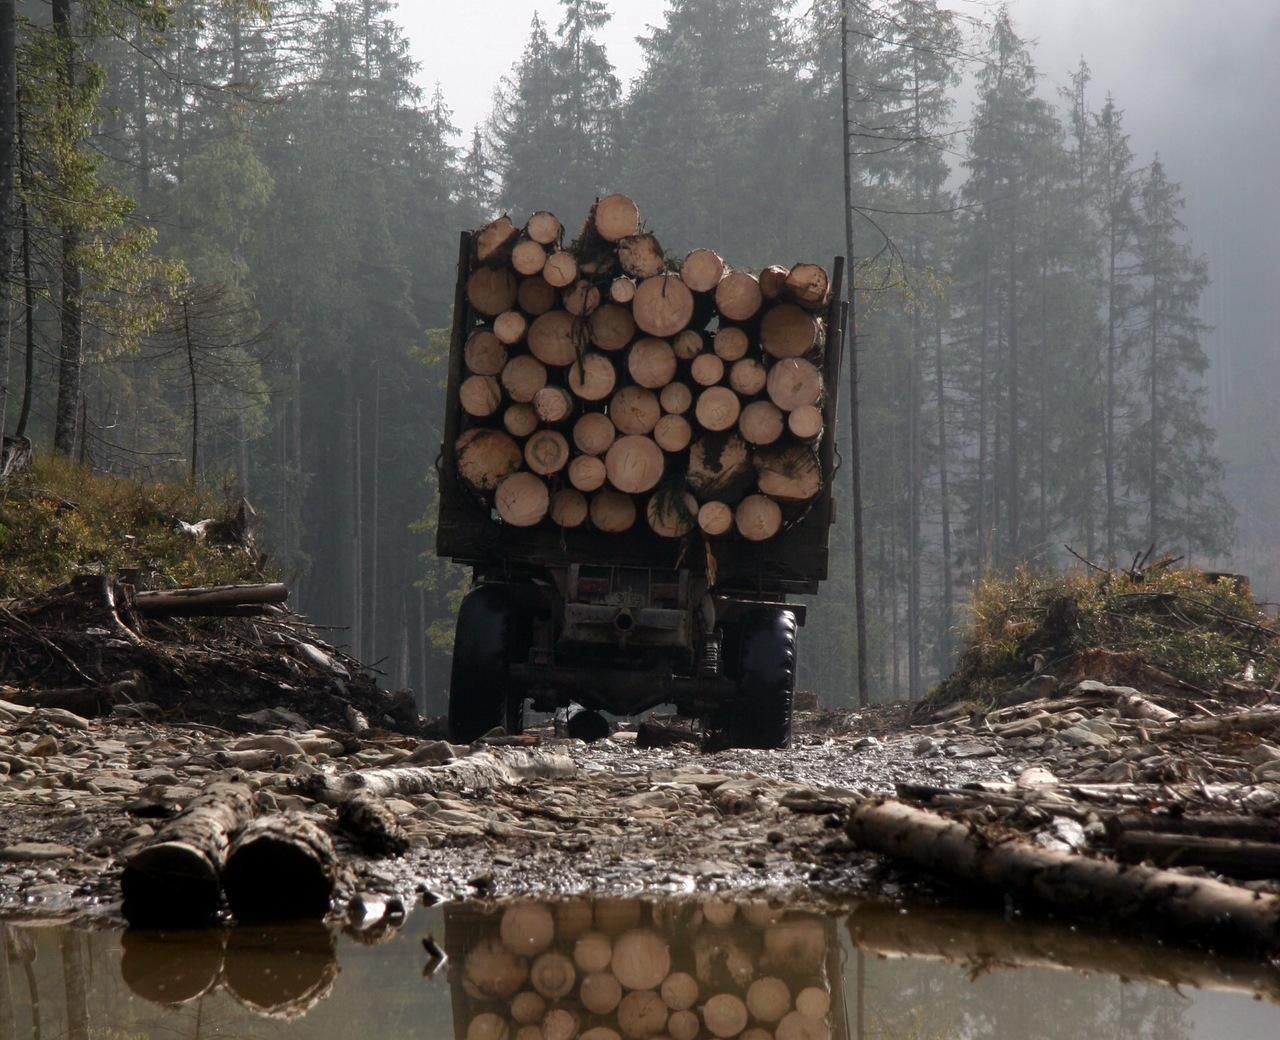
<box><xmin>222</xmin><ymin>812</ymin><xmax>337</xmax><ymax>922</ymax></box>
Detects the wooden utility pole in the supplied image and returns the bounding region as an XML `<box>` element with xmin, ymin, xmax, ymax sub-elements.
<box><xmin>841</xmin><ymin>4</ymin><xmax>869</xmax><ymax>707</ymax></box>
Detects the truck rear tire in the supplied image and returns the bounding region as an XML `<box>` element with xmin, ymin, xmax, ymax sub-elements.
<box><xmin>448</xmin><ymin>584</ymin><xmax>533</xmax><ymax>743</ymax></box>
<box><xmin>726</xmin><ymin>607</ymin><xmax>796</xmax><ymax>749</ymax></box>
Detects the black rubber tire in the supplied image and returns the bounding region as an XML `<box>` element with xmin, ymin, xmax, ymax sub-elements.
<box><xmin>726</xmin><ymin>607</ymin><xmax>796</xmax><ymax>750</ymax></box>
<box><xmin>448</xmin><ymin>584</ymin><xmax>532</xmax><ymax>743</ymax></box>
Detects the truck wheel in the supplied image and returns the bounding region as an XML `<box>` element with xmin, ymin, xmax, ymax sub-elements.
<box><xmin>448</xmin><ymin>584</ymin><xmax>531</xmax><ymax>743</ymax></box>
<box><xmin>726</xmin><ymin>608</ymin><xmax>796</xmax><ymax>750</ymax></box>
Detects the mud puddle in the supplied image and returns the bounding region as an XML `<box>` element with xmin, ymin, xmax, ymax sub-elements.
<box><xmin>4</xmin><ymin>895</ymin><xmax>1280</xmax><ymax>1039</ymax></box>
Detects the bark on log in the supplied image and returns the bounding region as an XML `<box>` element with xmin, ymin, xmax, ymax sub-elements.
<box><xmin>122</xmin><ymin>782</ymin><xmax>255</xmax><ymax>927</ymax></box>
<box><xmin>739</xmin><ymin>401</ymin><xmax>785</xmax><ymax>446</ymax></box>
<box><xmin>766</xmin><ymin>358</ymin><xmax>824</xmax><ymax>411</ymax></box>
<box><xmin>524</xmin><ymin>430</ymin><xmax>570</xmax><ymax>476</ymax></box>
<box><xmin>761</xmin><ymin>305</ymin><xmax>820</xmax><ymax>359</ymax></box>
<box><xmin>755</xmin><ymin>444</ymin><xmax>822</xmax><ymax>501</ymax></box>
<box><xmin>1160</xmin><ymin>710</ymin><xmax>1280</xmax><ymax>738</ymax></box>
<box><xmin>223</xmin><ymin>812</ymin><xmax>337</xmax><ymax>922</ymax></box>
<box><xmin>593</xmin><ymin>193</ymin><xmax>641</xmax><ymax>242</ymax></box>
<box><xmin>713</xmin><ymin>326</ymin><xmax>749</xmax><ymax>361</ymax></box>
<box><xmin>729</xmin><ymin>358</ymin><xmax>768</xmax><ymax>397</ymax></box>
<box><xmin>475</xmin><ymin>216</ymin><xmax>518</xmax><ymax>264</ymax></box>
<box><xmin>680</xmin><ymin>248</ymin><xmax>725</xmax><ymax>293</ymax></box>
<box><xmin>628</xmin><ymin>337</ymin><xmax>677</xmax><ymax>389</ymax></box>
<box><xmin>526</xmin><ymin>210</ymin><xmax>562</xmax><ymax>246</ymax></box>
<box><xmin>307</xmin><ymin>750</ymin><xmax>576</xmax><ymax>802</ymax></box>
<box><xmin>502</xmin><ymin>356</ymin><xmax>549</xmax><ymax>402</ymax></box>
<box><xmin>551</xmin><ymin>489</ymin><xmax>589</xmax><ymax>528</ymax></box>
<box><xmin>504</xmin><ymin>404</ymin><xmax>539</xmax><ymax>438</ymax></box>
<box><xmin>460</xmin><ymin>375</ymin><xmax>503</xmax><ymax>417</ymax></box>
<box><xmin>735</xmin><ymin>495</ymin><xmax>783</xmax><ymax>542</ymax></box>
<box><xmin>618</xmin><ymin>233</ymin><xmax>666</xmax><ymax>279</ymax></box>
<box><xmin>467</xmin><ymin>267</ymin><xmax>519</xmax><ymax>316</ymax></box>
<box><xmin>610</xmin><ymin>276</ymin><xmax>637</xmax><ymax>304</ymax></box>
<box><xmin>543</xmin><ymin>251</ymin><xmax>579</xmax><ymax>288</ymax></box>
<box><xmin>337</xmin><ymin>792</ymin><xmax>409</xmax><ymax>857</ymax></box>
<box><xmin>529</xmin><ymin>310</ymin><xmax>580</xmax><ymax>367</ymax></box>
<box><xmin>494</xmin><ymin>310</ymin><xmax>528</xmax><ymax>345</ymax></box>
<box><xmin>660</xmin><ymin>382</ymin><xmax>693</xmax><ymax>415</ymax></box>
<box><xmin>695</xmin><ymin>387</ymin><xmax>742</xmax><ymax>432</ymax></box>
<box><xmin>673</xmin><ymin>329</ymin><xmax>704</xmax><ymax>360</ymax></box>
<box><xmin>609</xmin><ymin>386</ymin><xmax>661</xmax><ymax>435</ymax></box>
<box><xmin>633</xmin><ymin>274</ymin><xmax>695</xmax><ymax>337</ymax></box>
<box><xmin>647</xmin><ymin>490</ymin><xmax>698</xmax><ymax>538</ymax></box>
<box><xmin>698</xmin><ymin>501</ymin><xmax>733</xmax><ymax>536</ymax></box>
<box><xmin>563</xmin><ymin>280</ymin><xmax>602</xmax><ymax>317</ymax></box>
<box><xmin>787</xmin><ymin>404</ymin><xmax>823</xmax><ymax>441</ymax></box>
<box><xmin>568</xmin><ymin>455</ymin><xmax>607</xmax><ymax>493</ymax></box>
<box><xmin>715</xmin><ymin>272</ymin><xmax>763</xmax><ymax>321</ymax></box>
<box><xmin>847</xmin><ymin>798</ymin><xmax>1280</xmax><ymax>954</ymax></box>
<box><xmin>784</xmin><ymin>263</ymin><xmax>830</xmax><ymax>310</ymax></box>
<box><xmin>590</xmin><ymin>490</ymin><xmax>636</xmax><ymax>533</ymax></box>
<box><xmin>465</xmin><ymin>330</ymin><xmax>508</xmax><ymax>375</ymax></box>
<box><xmin>512</xmin><ymin>238</ymin><xmax>547</xmax><ymax>276</ymax></box>
<box><xmin>1106</xmin><ymin>813</ymin><xmax>1280</xmax><ymax>844</ymax></box>
<box><xmin>496</xmin><ymin>472</ymin><xmax>550</xmax><ymax>526</ymax></box>
<box><xmin>605</xmin><ymin>435</ymin><xmax>665</xmax><ymax>494</ymax></box>
<box><xmin>456</xmin><ymin>429</ymin><xmax>523</xmax><ymax>492</ymax></box>
<box><xmin>759</xmin><ymin>265</ymin><xmax>788</xmax><ymax>300</ymax></box>
<box><xmin>518</xmin><ymin>276</ymin><xmax>557</xmax><ymax>316</ymax></box>
<box><xmin>687</xmin><ymin>435</ymin><xmax>752</xmax><ymax>501</ymax></box>
<box><xmin>534</xmin><ymin>386</ymin><xmax>574</xmax><ymax>424</ymax></box>
<box><xmin>1114</xmin><ymin>832</ymin><xmax>1280</xmax><ymax>880</ymax></box>
<box><xmin>691</xmin><ymin>354</ymin><xmax>725</xmax><ymax>387</ymax></box>
<box><xmin>589</xmin><ymin>303</ymin><xmax>636</xmax><ymax>351</ymax></box>
<box><xmin>568</xmin><ymin>353</ymin><xmax>617</xmax><ymax>402</ymax></box>
<box><xmin>573</xmin><ymin>412</ymin><xmax>616</xmax><ymax>455</ymax></box>
<box><xmin>653</xmin><ymin>414</ymin><xmax>693</xmax><ymax>453</ymax></box>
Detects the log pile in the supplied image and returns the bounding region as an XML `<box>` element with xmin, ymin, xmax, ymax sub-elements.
<box><xmin>457</xmin><ymin>194</ymin><xmax>833</xmax><ymax>544</ymax></box>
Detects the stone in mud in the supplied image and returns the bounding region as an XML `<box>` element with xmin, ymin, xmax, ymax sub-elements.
<box><xmin>1060</xmin><ymin>725</ymin><xmax>1112</xmax><ymax>748</ymax></box>
<box><xmin>1</xmin><ymin>842</ymin><xmax>76</xmax><ymax>861</ymax></box>
<box><xmin>912</xmin><ymin>736</ymin><xmax>939</xmax><ymax>756</ymax></box>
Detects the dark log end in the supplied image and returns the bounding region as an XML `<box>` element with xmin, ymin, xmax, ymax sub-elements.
<box><xmin>224</xmin><ymin>816</ymin><xmax>337</xmax><ymax>922</ymax></box>
<box><xmin>121</xmin><ymin>841</ymin><xmax>222</xmax><ymax>928</ymax></box>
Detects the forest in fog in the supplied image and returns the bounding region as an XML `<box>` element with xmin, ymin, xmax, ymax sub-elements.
<box><xmin>1</xmin><ymin>0</ymin><xmax>1252</xmax><ymax>708</ymax></box>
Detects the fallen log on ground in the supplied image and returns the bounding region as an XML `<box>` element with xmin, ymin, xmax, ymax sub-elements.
<box><xmin>133</xmin><ymin>583</ymin><xmax>289</xmax><ymax>616</ymax></box>
<box><xmin>223</xmin><ymin>812</ymin><xmax>338</xmax><ymax>922</ymax></box>
<box><xmin>847</xmin><ymin>798</ymin><xmax>1280</xmax><ymax>953</ymax></box>
<box><xmin>1113</xmin><ymin>831</ymin><xmax>1280</xmax><ymax>879</ymax></box>
<box><xmin>338</xmin><ymin>792</ymin><xmax>410</xmax><ymax>856</ymax></box>
<box><xmin>122</xmin><ymin>782</ymin><xmax>256</xmax><ymax>927</ymax></box>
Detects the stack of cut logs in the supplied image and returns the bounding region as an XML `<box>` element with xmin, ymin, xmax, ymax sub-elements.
<box><xmin>457</xmin><ymin>193</ymin><xmax>831</xmax><ymax>544</ymax></box>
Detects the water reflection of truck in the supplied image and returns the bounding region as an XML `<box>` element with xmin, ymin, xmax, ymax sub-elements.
<box><xmin>443</xmin><ymin>898</ymin><xmax>847</xmax><ymax>1040</ymax></box>
<box><xmin>436</xmin><ymin>223</ymin><xmax>847</xmax><ymax>749</ymax></box>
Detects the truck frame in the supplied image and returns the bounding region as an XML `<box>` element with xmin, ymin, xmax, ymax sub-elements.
<box><xmin>437</xmin><ymin>232</ymin><xmax>846</xmax><ymax>748</ymax></box>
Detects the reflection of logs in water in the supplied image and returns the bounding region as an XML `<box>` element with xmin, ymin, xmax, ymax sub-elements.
<box><xmin>447</xmin><ymin>898</ymin><xmax>839</xmax><ymax>1040</ymax></box>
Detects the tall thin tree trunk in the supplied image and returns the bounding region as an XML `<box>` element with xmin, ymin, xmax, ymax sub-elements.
<box><xmin>1038</xmin><ymin>226</ymin><xmax>1049</xmax><ymax>550</ymax></box>
<box><xmin>906</xmin><ymin>55</ymin><xmax>923</xmax><ymax>701</ymax></box>
<box><xmin>417</xmin><ymin>583</ymin><xmax>427</xmax><ymax>708</ymax></box>
<box><xmin>51</xmin><ymin>0</ymin><xmax>83</xmax><ymax>457</ymax></box>
<box><xmin>183</xmin><ymin>296</ymin><xmax>198</xmax><ymax>482</ymax></box>
<box><xmin>890</xmin><ymin>523</ymin><xmax>900</xmax><ymax>700</ymax></box>
<box><xmin>1104</xmin><ymin>188</ymin><xmax>1119</xmax><ymax>566</ymax></box>
<box><xmin>1148</xmin><ymin>269</ymin><xmax>1159</xmax><ymax>548</ymax></box>
<box><xmin>0</xmin><ymin>0</ymin><xmax>15</xmax><ymax>438</ymax></box>
<box><xmin>353</xmin><ymin>392</ymin><xmax>364</xmax><ymax>658</ymax></box>
<box><xmin>976</xmin><ymin>251</ymin><xmax>991</xmax><ymax>576</ymax></box>
<box><xmin>1006</xmin><ymin>238</ymin><xmax>1020</xmax><ymax>560</ymax></box>
<box><xmin>841</xmin><ymin>5</ymin><xmax>869</xmax><ymax>707</ymax></box>
<box><xmin>934</xmin><ymin>315</ymin><xmax>953</xmax><ymax>667</ymax></box>
<box><xmin>14</xmin><ymin>118</ymin><xmax>34</xmax><ymax>440</ymax></box>
<box><xmin>133</xmin><ymin>21</ymin><xmax>149</xmax><ymax>197</ymax></box>
<box><xmin>369</xmin><ymin>369</ymin><xmax>380</xmax><ymax>664</ymax></box>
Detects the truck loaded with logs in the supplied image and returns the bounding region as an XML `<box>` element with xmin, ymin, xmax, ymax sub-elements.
<box><xmin>437</xmin><ymin>194</ymin><xmax>846</xmax><ymax>749</ymax></box>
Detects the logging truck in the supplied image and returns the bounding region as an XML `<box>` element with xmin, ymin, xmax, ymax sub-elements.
<box><xmin>436</xmin><ymin>195</ymin><xmax>846</xmax><ymax>749</ymax></box>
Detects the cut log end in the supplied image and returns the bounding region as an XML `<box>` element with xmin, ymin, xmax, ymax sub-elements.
<box><xmin>605</xmin><ymin>435</ymin><xmax>665</xmax><ymax>494</ymax></box>
<box><xmin>695</xmin><ymin>386</ymin><xmax>742</xmax><ymax>433</ymax></box>
<box><xmin>496</xmin><ymin>473</ymin><xmax>550</xmax><ymax>527</ymax></box>
<box><xmin>698</xmin><ymin>501</ymin><xmax>734</xmax><ymax>536</ymax></box>
<box><xmin>628</xmin><ymin>337</ymin><xmax>677</xmax><ymax>389</ymax></box>
<box><xmin>735</xmin><ymin>495</ymin><xmax>783</xmax><ymax>542</ymax></box>
<box><xmin>456</xmin><ymin>429</ymin><xmax>523</xmax><ymax>491</ymax></box>
<box><xmin>609</xmin><ymin>386</ymin><xmax>661</xmax><ymax>435</ymax></box>
<box><xmin>681</xmin><ymin>248</ymin><xmax>725</xmax><ymax>293</ymax></box>
<box><xmin>573</xmin><ymin>412</ymin><xmax>617</xmax><ymax>456</ymax></box>
<box><xmin>467</xmin><ymin>267</ymin><xmax>519</xmax><ymax>317</ymax></box>
<box><xmin>529</xmin><ymin>310</ymin><xmax>579</xmax><ymax>367</ymax></box>
<box><xmin>568</xmin><ymin>454</ymin><xmax>607</xmax><ymax>492</ymax></box>
<box><xmin>569</xmin><ymin>353</ymin><xmax>618</xmax><ymax>402</ymax></box>
<box><xmin>660</xmin><ymin>381</ymin><xmax>693</xmax><ymax>415</ymax></box>
<box><xmin>761</xmin><ymin>304</ymin><xmax>820</xmax><ymax>359</ymax></box>
<box><xmin>715</xmin><ymin>271</ymin><xmax>763</xmax><ymax>321</ymax></box>
<box><xmin>460</xmin><ymin>375</ymin><xmax>502</xmax><ymax>417</ymax></box>
<box><xmin>647</xmin><ymin>491</ymin><xmax>699</xmax><ymax>538</ymax></box>
<box><xmin>222</xmin><ymin>813</ymin><xmax>337</xmax><ymax>923</ymax></box>
<box><xmin>619</xmin><ymin>232</ymin><xmax>666</xmax><ymax>279</ymax></box>
<box><xmin>593</xmin><ymin>193</ymin><xmax>641</xmax><ymax>241</ymax></box>
<box><xmin>526</xmin><ymin>210</ymin><xmax>563</xmax><ymax>246</ymax></box>
<box><xmin>524</xmin><ymin>430</ymin><xmax>570</xmax><ymax>476</ymax></box>
<box><xmin>590</xmin><ymin>490</ymin><xmax>636</xmax><ymax>533</ymax></box>
<box><xmin>543</xmin><ymin>251</ymin><xmax>579</xmax><ymax>289</ymax></box>
<box><xmin>464</xmin><ymin>330</ymin><xmax>507</xmax><ymax>375</ymax></box>
<box><xmin>633</xmin><ymin>274</ymin><xmax>695</xmax><ymax>337</ymax></box>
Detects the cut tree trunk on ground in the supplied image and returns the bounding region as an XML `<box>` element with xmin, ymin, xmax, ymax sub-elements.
<box><xmin>1106</xmin><ymin>813</ymin><xmax>1280</xmax><ymax>844</ymax></box>
<box><xmin>593</xmin><ymin>194</ymin><xmax>641</xmax><ymax>241</ymax></box>
<box><xmin>534</xmin><ymin>386</ymin><xmax>574</xmax><ymax>424</ymax></box>
<box><xmin>543</xmin><ymin>251</ymin><xmax>579</xmax><ymax>288</ymax></box>
<box><xmin>610</xmin><ymin>276</ymin><xmax>637</xmax><ymax>304</ymax></box>
<box><xmin>654</xmin><ymin>414</ymin><xmax>693</xmax><ymax>453</ymax></box>
<box><xmin>504</xmin><ymin>404</ymin><xmax>539</xmax><ymax>438</ymax></box>
<box><xmin>761</xmin><ymin>305</ymin><xmax>820</xmax><ymax>359</ymax></box>
<box><xmin>673</xmin><ymin>329</ymin><xmax>704</xmax><ymax>360</ymax></box>
<box><xmin>647</xmin><ymin>491</ymin><xmax>698</xmax><ymax>538</ymax></box>
<box><xmin>729</xmin><ymin>359</ymin><xmax>768</xmax><ymax>397</ymax></box>
<box><xmin>766</xmin><ymin>358</ymin><xmax>824</xmax><ymax>412</ymax></box>
<box><xmin>590</xmin><ymin>490</ymin><xmax>636</xmax><ymax>533</ymax></box>
<box><xmin>526</xmin><ymin>211</ymin><xmax>562</xmax><ymax>246</ymax></box>
<box><xmin>337</xmin><ymin>792</ymin><xmax>409</xmax><ymax>857</ymax></box>
<box><xmin>460</xmin><ymin>375</ymin><xmax>502</xmax><ymax>417</ymax></box>
<box><xmin>465</xmin><ymin>331</ymin><xmax>507</xmax><ymax>375</ymax></box>
<box><xmin>735</xmin><ymin>495</ymin><xmax>783</xmax><ymax>542</ymax></box>
<box><xmin>691</xmin><ymin>354</ymin><xmax>725</xmax><ymax>387</ymax></box>
<box><xmin>715</xmin><ymin>272</ymin><xmax>763</xmax><ymax>321</ymax></box>
<box><xmin>687</xmin><ymin>435</ymin><xmax>752</xmax><ymax>502</ymax></box>
<box><xmin>755</xmin><ymin>444</ymin><xmax>822</xmax><ymax>501</ymax></box>
<box><xmin>633</xmin><ymin>274</ymin><xmax>695</xmax><ymax>337</ymax></box>
<box><xmin>551</xmin><ymin>489</ymin><xmax>589</xmax><ymax>528</ymax></box>
<box><xmin>307</xmin><ymin>750</ymin><xmax>577</xmax><ymax>802</ymax></box>
<box><xmin>788</xmin><ymin>404</ymin><xmax>823</xmax><ymax>441</ymax></box>
<box><xmin>524</xmin><ymin>430</ymin><xmax>570</xmax><ymax>476</ymax></box>
<box><xmin>739</xmin><ymin>401</ymin><xmax>785</xmax><ymax>446</ymax></box>
<box><xmin>573</xmin><ymin>413</ymin><xmax>616</xmax><ymax>456</ymax></box>
<box><xmin>609</xmin><ymin>387</ymin><xmax>661</xmax><ymax>435</ymax></box>
<box><xmin>714</xmin><ymin>327</ymin><xmax>749</xmax><ymax>361</ymax></box>
<box><xmin>502</xmin><ymin>356</ymin><xmax>548</xmax><ymax>403</ymax></box>
<box><xmin>589</xmin><ymin>304</ymin><xmax>636</xmax><ymax>351</ymax></box>
<box><xmin>1114</xmin><ymin>832</ymin><xmax>1280</xmax><ymax>880</ymax></box>
<box><xmin>563</xmin><ymin>281</ymin><xmax>602</xmax><ymax>317</ymax></box>
<box><xmin>494</xmin><ymin>310</ymin><xmax>528</xmax><ymax>345</ymax></box>
<box><xmin>681</xmin><ymin>249</ymin><xmax>725</xmax><ymax>293</ymax></box>
<box><xmin>568</xmin><ymin>455</ymin><xmax>607</xmax><ymax>492</ymax></box>
<box><xmin>569</xmin><ymin>353</ymin><xmax>617</xmax><ymax>402</ymax></box>
<box><xmin>467</xmin><ymin>267</ymin><xmax>519</xmax><ymax>316</ymax></box>
<box><xmin>475</xmin><ymin>216</ymin><xmax>517</xmax><ymax>264</ymax></box>
<box><xmin>495</xmin><ymin>472</ymin><xmax>550</xmax><ymax>527</ymax></box>
<box><xmin>518</xmin><ymin>276</ymin><xmax>557</xmax><ymax>315</ymax></box>
<box><xmin>1159</xmin><ymin>709</ymin><xmax>1280</xmax><ymax>738</ymax></box>
<box><xmin>661</xmin><ymin>382</ymin><xmax>693</xmax><ymax>415</ymax></box>
<box><xmin>511</xmin><ymin>239</ymin><xmax>547</xmax><ymax>276</ymax></box>
<box><xmin>605</xmin><ymin>435</ymin><xmax>665</xmax><ymax>494</ymax></box>
<box><xmin>784</xmin><ymin>263</ymin><xmax>830</xmax><ymax>310</ymax></box>
<box><xmin>456</xmin><ymin>429</ymin><xmax>523</xmax><ymax>492</ymax></box>
<box><xmin>618</xmin><ymin>233</ymin><xmax>665</xmax><ymax>279</ymax></box>
<box><xmin>759</xmin><ymin>265</ymin><xmax>788</xmax><ymax>300</ymax></box>
<box><xmin>122</xmin><ymin>782</ymin><xmax>255</xmax><ymax>927</ymax></box>
<box><xmin>698</xmin><ymin>501</ymin><xmax>733</xmax><ymax>536</ymax></box>
<box><xmin>134</xmin><ymin>583</ymin><xmax>289</xmax><ymax>615</ymax></box>
<box><xmin>529</xmin><ymin>311</ymin><xmax>579</xmax><ymax>367</ymax></box>
<box><xmin>847</xmin><ymin>798</ymin><xmax>1280</xmax><ymax>955</ymax></box>
<box><xmin>695</xmin><ymin>387</ymin><xmax>742</xmax><ymax>433</ymax></box>
<box><xmin>628</xmin><ymin>338</ymin><xmax>677</xmax><ymax>389</ymax></box>
<box><xmin>223</xmin><ymin>812</ymin><xmax>337</xmax><ymax>922</ymax></box>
